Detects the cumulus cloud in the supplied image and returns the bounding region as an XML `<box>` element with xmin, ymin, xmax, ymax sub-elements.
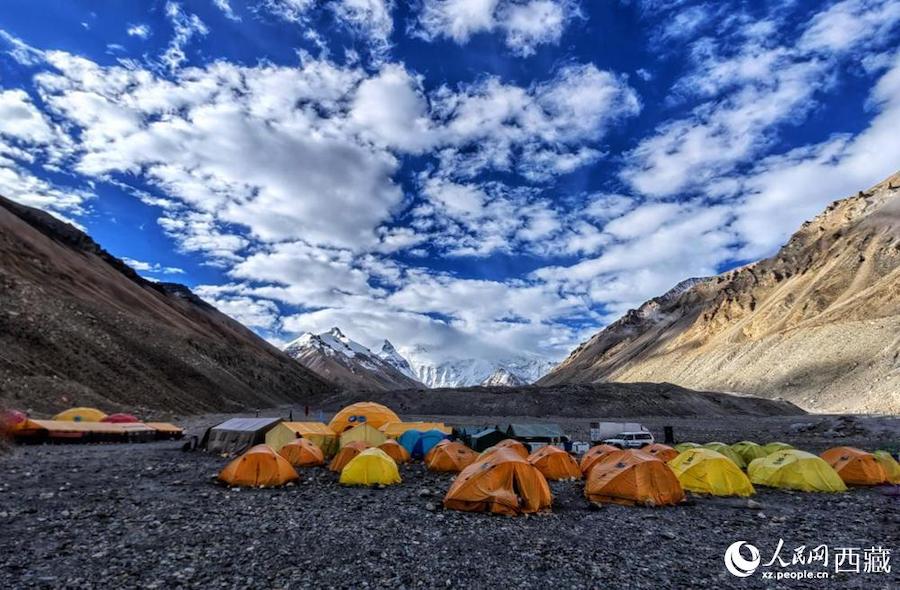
<box><xmin>121</xmin><ymin>257</ymin><xmax>185</xmax><ymax>275</ymax></box>
<box><xmin>126</xmin><ymin>24</ymin><xmax>151</xmax><ymax>39</ymax></box>
<box><xmin>413</xmin><ymin>0</ymin><xmax>580</xmax><ymax>56</ymax></box>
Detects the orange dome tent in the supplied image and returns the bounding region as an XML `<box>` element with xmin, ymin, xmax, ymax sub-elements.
<box><xmin>1</xmin><ymin>409</ymin><xmax>28</xmax><ymax>435</ymax></box>
<box><xmin>328</xmin><ymin>402</ymin><xmax>400</xmax><ymax>433</ymax></box>
<box><xmin>378</xmin><ymin>439</ymin><xmax>411</xmax><ymax>464</ymax></box>
<box><xmin>488</xmin><ymin>438</ymin><xmax>529</xmax><ymax>459</ymax></box>
<box><xmin>585</xmin><ymin>450</ymin><xmax>684</xmax><ymax>506</ymax></box>
<box><xmin>426</xmin><ymin>441</ymin><xmax>479</xmax><ymax>473</ymax></box>
<box><xmin>329</xmin><ymin>440</ymin><xmax>370</xmax><ymax>472</ymax></box>
<box><xmin>279</xmin><ymin>438</ymin><xmax>325</xmax><ymax>467</ymax></box>
<box><xmin>218</xmin><ymin>444</ymin><xmax>299</xmax><ymax>487</ymax></box>
<box><xmin>643</xmin><ymin>443</ymin><xmax>679</xmax><ymax>463</ymax></box>
<box><xmin>444</xmin><ymin>448</ymin><xmax>552</xmax><ymax>515</ymax></box>
<box><xmin>528</xmin><ymin>446</ymin><xmax>581</xmax><ymax>480</ymax></box>
<box><xmin>424</xmin><ymin>439</ymin><xmax>452</xmax><ymax>463</ymax></box>
<box><xmin>580</xmin><ymin>444</ymin><xmax>619</xmax><ymax>475</ymax></box>
<box><xmin>53</xmin><ymin>407</ymin><xmax>107</xmax><ymax>422</ymax></box>
<box><xmin>820</xmin><ymin>447</ymin><xmax>887</xmax><ymax>486</ymax></box>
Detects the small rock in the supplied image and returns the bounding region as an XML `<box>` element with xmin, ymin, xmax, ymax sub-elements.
<box><xmin>425</xmin><ymin>502</ymin><xmax>437</xmax><ymax>511</ymax></box>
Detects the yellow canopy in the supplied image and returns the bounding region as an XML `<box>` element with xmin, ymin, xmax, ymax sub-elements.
<box><xmin>379</xmin><ymin>421</ymin><xmax>451</xmax><ymax>438</ymax></box>
<box><xmin>703</xmin><ymin>442</ymin><xmax>747</xmax><ymax>469</ymax></box>
<box><xmin>748</xmin><ymin>450</ymin><xmax>847</xmax><ymax>492</ymax></box>
<box><xmin>339</xmin><ymin>448</ymin><xmax>401</xmax><ymax>486</ymax></box>
<box><xmin>328</xmin><ymin>402</ymin><xmax>400</xmax><ymax>432</ymax></box>
<box><xmin>339</xmin><ymin>423</ymin><xmax>386</xmax><ymax>448</ymax></box>
<box><xmin>668</xmin><ymin>448</ymin><xmax>755</xmax><ymax>497</ymax></box>
<box><xmin>731</xmin><ymin>441</ymin><xmax>769</xmax><ymax>464</ymax></box>
<box><xmin>873</xmin><ymin>451</ymin><xmax>900</xmax><ymax>484</ymax></box>
<box><xmin>763</xmin><ymin>442</ymin><xmax>794</xmax><ymax>455</ymax></box>
<box><xmin>266</xmin><ymin>422</ymin><xmax>338</xmax><ymax>457</ymax></box>
<box><xmin>52</xmin><ymin>407</ymin><xmax>107</xmax><ymax>422</ymax></box>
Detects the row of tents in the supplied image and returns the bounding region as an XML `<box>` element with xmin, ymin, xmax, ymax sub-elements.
<box><xmin>1</xmin><ymin>408</ymin><xmax>183</xmax><ymax>443</ymax></box>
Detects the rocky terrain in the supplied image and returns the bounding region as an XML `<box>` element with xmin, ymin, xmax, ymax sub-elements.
<box><xmin>541</xmin><ymin>173</ymin><xmax>900</xmax><ymax>414</ymax></box>
<box><xmin>284</xmin><ymin>329</ymin><xmax>423</xmax><ymax>391</ymax></box>
<box><xmin>0</xmin><ymin>412</ymin><xmax>896</xmax><ymax>589</ymax></box>
<box><xmin>0</xmin><ymin>196</ymin><xmax>334</xmax><ymax>416</ymax></box>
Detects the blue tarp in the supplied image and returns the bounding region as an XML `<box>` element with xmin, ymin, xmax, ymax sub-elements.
<box><xmin>399</xmin><ymin>429</ymin><xmax>448</xmax><ymax>458</ymax></box>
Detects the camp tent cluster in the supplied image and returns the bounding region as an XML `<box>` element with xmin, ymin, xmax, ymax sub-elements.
<box><xmin>3</xmin><ymin>407</ymin><xmax>183</xmax><ymax>443</ymax></box>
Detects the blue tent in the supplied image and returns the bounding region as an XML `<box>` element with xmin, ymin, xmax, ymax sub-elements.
<box><xmin>399</xmin><ymin>429</ymin><xmax>448</xmax><ymax>459</ymax></box>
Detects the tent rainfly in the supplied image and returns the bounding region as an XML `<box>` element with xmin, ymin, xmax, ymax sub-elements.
<box><xmin>202</xmin><ymin>417</ymin><xmax>282</xmax><ymax>454</ymax></box>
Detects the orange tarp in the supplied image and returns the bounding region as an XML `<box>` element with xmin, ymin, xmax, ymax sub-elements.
<box><xmin>426</xmin><ymin>441</ymin><xmax>479</xmax><ymax>473</ymax></box>
<box><xmin>643</xmin><ymin>443</ymin><xmax>679</xmax><ymax>463</ymax></box>
<box><xmin>279</xmin><ymin>439</ymin><xmax>325</xmax><ymax>467</ymax></box>
<box><xmin>328</xmin><ymin>402</ymin><xmax>400</xmax><ymax>433</ymax></box>
<box><xmin>528</xmin><ymin>446</ymin><xmax>581</xmax><ymax>480</ymax></box>
<box><xmin>443</xmin><ymin>448</ymin><xmax>552</xmax><ymax>515</ymax></box>
<box><xmin>820</xmin><ymin>447</ymin><xmax>887</xmax><ymax>486</ymax></box>
<box><xmin>491</xmin><ymin>439</ymin><xmax>529</xmax><ymax>459</ymax></box>
<box><xmin>585</xmin><ymin>450</ymin><xmax>684</xmax><ymax>506</ymax></box>
<box><xmin>218</xmin><ymin>444</ymin><xmax>299</xmax><ymax>487</ymax></box>
<box><xmin>378</xmin><ymin>439</ymin><xmax>411</xmax><ymax>464</ymax></box>
<box><xmin>329</xmin><ymin>441</ymin><xmax>370</xmax><ymax>472</ymax></box>
<box><xmin>580</xmin><ymin>444</ymin><xmax>619</xmax><ymax>475</ymax></box>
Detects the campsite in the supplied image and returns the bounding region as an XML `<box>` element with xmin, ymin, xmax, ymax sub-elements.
<box><xmin>1</xmin><ymin>407</ymin><xmax>897</xmax><ymax>589</ymax></box>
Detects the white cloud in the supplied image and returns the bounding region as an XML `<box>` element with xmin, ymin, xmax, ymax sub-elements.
<box><xmin>331</xmin><ymin>0</ymin><xmax>394</xmax><ymax>52</ymax></box>
<box><xmin>413</xmin><ymin>0</ymin><xmax>579</xmax><ymax>56</ymax></box>
<box><xmin>126</xmin><ymin>24</ymin><xmax>151</xmax><ymax>39</ymax></box>
<box><xmin>161</xmin><ymin>2</ymin><xmax>208</xmax><ymax>72</ymax></box>
<box><xmin>0</xmin><ymin>89</ymin><xmax>56</xmax><ymax>144</ymax></box>
<box><xmin>350</xmin><ymin>63</ymin><xmax>432</xmax><ymax>152</ymax></box>
<box><xmin>212</xmin><ymin>0</ymin><xmax>241</xmax><ymax>21</ymax></box>
<box><xmin>121</xmin><ymin>257</ymin><xmax>185</xmax><ymax>275</ymax></box>
<box><xmin>800</xmin><ymin>0</ymin><xmax>900</xmax><ymax>54</ymax></box>
<box><xmin>194</xmin><ymin>288</ymin><xmax>282</xmax><ymax>329</ymax></box>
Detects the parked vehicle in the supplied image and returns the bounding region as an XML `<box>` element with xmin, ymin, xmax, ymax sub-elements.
<box><xmin>589</xmin><ymin>422</ymin><xmax>650</xmax><ymax>444</ymax></box>
<box><xmin>602</xmin><ymin>431</ymin><xmax>655</xmax><ymax>449</ymax></box>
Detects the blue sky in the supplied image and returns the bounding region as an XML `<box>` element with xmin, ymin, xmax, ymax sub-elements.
<box><xmin>0</xmin><ymin>0</ymin><xmax>898</xmax><ymax>362</ymax></box>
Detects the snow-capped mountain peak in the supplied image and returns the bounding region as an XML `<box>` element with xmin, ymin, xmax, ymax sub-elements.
<box><xmin>397</xmin><ymin>345</ymin><xmax>557</xmax><ymax>388</ymax></box>
<box><xmin>376</xmin><ymin>339</ymin><xmax>418</xmax><ymax>380</ymax></box>
<box><xmin>481</xmin><ymin>368</ymin><xmax>528</xmax><ymax>387</ymax></box>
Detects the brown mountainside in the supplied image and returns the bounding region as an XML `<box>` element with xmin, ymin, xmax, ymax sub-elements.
<box><xmin>0</xmin><ymin>196</ymin><xmax>334</xmax><ymax>415</ymax></box>
<box><xmin>540</xmin><ymin>172</ymin><xmax>900</xmax><ymax>413</ymax></box>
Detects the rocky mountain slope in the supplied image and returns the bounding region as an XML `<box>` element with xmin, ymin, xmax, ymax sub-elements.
<box><xmin>0</xmin><ymin>196</ymin><xmax>334</xmax><ymax>415</ymax></box>
<box><xmin>399</xmin><ymin>344</ymin><xmax>556</xmax><ymax>387</ymax></box>
<box><xmin>480</xmin><ymin>368</ymin><xmax>529</xmax><ymax>387</ymax></box>
<box><xmin>540</xmin><ymin>173</ymin><xmax>900</xmax><ymax>414</ymax></box>
<box><xmin>284</xmin><ymin>328</ymin><xmax>423</xmax><ymax>392</ymax></box>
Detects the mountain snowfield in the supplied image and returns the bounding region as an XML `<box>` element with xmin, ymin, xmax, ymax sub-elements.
<box><xmin>281</xmin><ymin>327</ymin><xmax>557</xmax><ymax>390</ymax></box>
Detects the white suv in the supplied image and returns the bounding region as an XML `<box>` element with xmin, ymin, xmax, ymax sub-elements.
<box><xmin>602</xmin><ymin>431</ymin><xmax>654</xmax><ymax>449</ymax></box>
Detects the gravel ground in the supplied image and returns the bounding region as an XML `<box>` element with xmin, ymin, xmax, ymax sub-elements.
<box><xmin>1</xmin><ymin>415</ymin><xmax>898</xmax><ymax>589</ymax></box>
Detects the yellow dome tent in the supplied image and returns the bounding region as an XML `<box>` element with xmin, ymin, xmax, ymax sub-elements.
<box><xmin>218</xmin><ymin>445</ymin><xmax>299</xmax><ymax>487</ymax></box>
<box><xmin>763</xmin><ymin>442</ymin><xmax>794</xmax><ymax>455</ymax></box>
<box><xmin>328</xmin><ymin>402</ymin><xmax>400</xmax><ymax>433</ymax></box>
<box><xmin>53</xmin><ymin>407</ymin><xmax>107</xmax><ymax>422</ymax></box>
<box><xmin>674</xmin><ymin>442</ymin><xmax>701</xmax><ymax>453</ymax></box>
<box><xmin>748</xmin><ymin>450</ymin><xmax>847</xmax><ymax>492</ymax></box>
<box><xmin>731</xmin><ymin>441</ymin><xmax>769</xmax><ymax>464</ymax></box>
<box><xmin>873</xmin><ymin>451</ymin><xmax>900</xmax><ymax>484</ymax></box>
<box><xmin>340</xmin><ymin>423</ymin><xmax>387</xmax><ymax>448</ymax></box>
<box><xmin>668</xmin><ymin>448</ymin><xmax>755</xmax><ymax>496</ymax></box>
<box><xmin>703</xmin><ymin>442</ymin><xmax>747</xmax><ymax>469</ymax></box>
<box><xmin>339</xmin><ymin>448</ymin><xmax>401</xmax><ymax>486</ymax></box>
<box><xmin>265</xmin><ymin>422</ymin><xmax>338</xmax><ymax>457</ymax></box>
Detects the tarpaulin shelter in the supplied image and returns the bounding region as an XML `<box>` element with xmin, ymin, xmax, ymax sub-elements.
<box><xmin>763</xmin><ymin>442</ymin><xmax>794</xmax><ymax>455</ymax></box>
<box><xmin>585</xmin><ymin>450</ymin><xmax>684</xmax><ymax>506</ymax></box>
<box><xmin>443</xmin><ymin>448</ymin><xmax>552</xmax><ymax>515</ymax></box>
<box><xmin>426</xmin><ymin>441</ymin><xmax>478</xmax><ymax>473</ymax></box>
<box><xmin>380</xmin><ymin>422</ymin><xmax>450</xmax><ymax>438</ymax></box>
<box><xmin>703</xmin><ymin>442</ymin><xmax>747</xmax><ymax>469</ymax></box>
<box><xmin>873</xmin><ymin>451</ymin><xmax>900</xmax><ymax>484</ymax></box>
<box><xmin>673</xmin><ymin>442</ymin><xmax>701</xmax><ymax>453</ymax></box>
<box><xmin>202</xmin><ymin>417</ymin><xmax>282</xmax><ymax>454</ymax></box>
<box><xmin>102</xmin><ymin>413</ymin><xmax>139</xmax><ymax>423</ymax></box>
<box><xmin>528</xmin><ymin>446</ymin><xmax>581</xmax><ymax>480</ymax></box>
<box><xmin>329</xmin><ymin>441</ymin><xmax>370</xmax><ymax>472</ymax></box>
<box><xmin>53</xmin><ymin>407</ymin><xmax>107</xmax><ymax>422</ymax></box>
<box><xmin>505</xmin><ymin>423</ymin><xmax>568</xmax><ymax>450</ymax></box>
<box><xmin>145</xmin><ymin>422</ymin><xmax>184</xmax><ymax>440</ymax></box>
<box><xmin>490</xmin><ymin>438</ymin><xmax>529</xmax><ymax>459</ymax></box>
<box><xmin>14</xmin><ymin>419</ymin><xmax>155</xmax><ymax>443</ymax></box>
<box><xmin>339</xmin><ymin>448</ymin><xmax>401</xmax><ymax>486</ymax></box>
<box><xmin>279</xmin><ymin>439</ymin><xmax>325</xmax><ymax>467</ymax></box>
<box><xmin>399</xmin><ymin>429</ymin><xmax>448</xmax><ymax>459</ymax></box>
<box><xmin>378</xmin><ymin>439</ymin><xmax>410</xmax><ymax>464</ymax></box>
<box><xmin>820</xmin><ymin>447</ymin><xmax>887</xmax><ymax>486</ymax></box>
<box><xmin>748</xmin><ymin>450</ymin><xmax>847</xmax><ymax>492</ymax></box>
<box><xmin>340</xmin><ymin>423</ymin><xmax>387</xmax><ymax>449</ymax></box>
<box><xmin>218</xmin><ymin>444</ymin><xmax>299</xmax><ymax>487</ymax></box>
<box><xmin>731</xmin><ymin>441</ymin><xmax>769</xmax><ymax>464</ymax></box>
<box><xmin>643</xmin><ymin>443</ymin><xmax>679</xmax><ymax>463</ymax></box>
<box><xmin>580</xmin><ymin>444</ymin><xmax>619</xmax><ymax>475</ymax></box>
<box><xmin>469</xmin><ymin>428</ymin><xmax>508</xmax><ymax>452</ymax></box>
<box><xmin>328</xmin><ymin>402</ymin><xmax>400</xmax><ymax>433</ymax></box>
<box><xmin>265</xmin><ymin>422</ymin><xmax>338</xmax><ymax>457</ymax></box>
<box><xmin>668</xmin><ymin>448</ymin><xmax>754</xmax><ymax>496</ymax></box>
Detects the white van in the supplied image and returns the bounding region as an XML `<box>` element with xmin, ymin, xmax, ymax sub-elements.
<box><xmin>602</xmin><ymin>431</ymin><xmax>655</xmax><ymax>449</ymax></box>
